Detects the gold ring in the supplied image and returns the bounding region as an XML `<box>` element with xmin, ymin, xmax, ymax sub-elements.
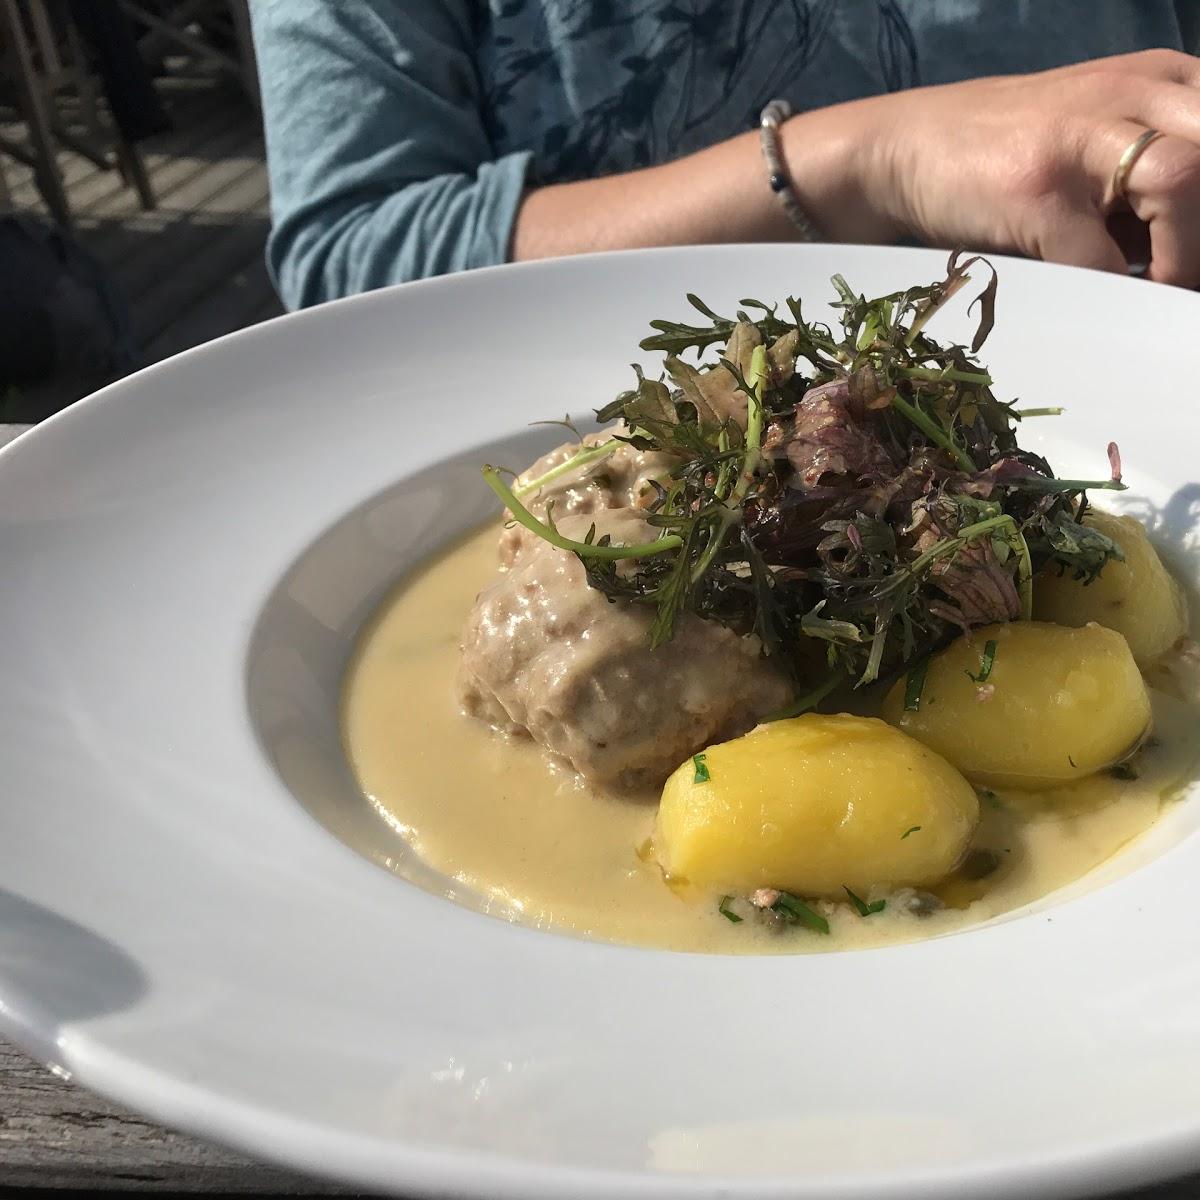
<box><xmin>1111</xmin><ymin>128</ymin><xmax>1164</xmax><ymax>203</ymax></box>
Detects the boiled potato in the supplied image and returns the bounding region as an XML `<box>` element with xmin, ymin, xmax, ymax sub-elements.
<box><xmin>1034</xmin><ymin>510</ymin><xmax>1187</xmax><ymax>667</ymax></box>
<box><xmin>882</xmin><ymin>621</ymin><xmax>1150</xmax><ymax>790</ymax></box>
<box><xmin>655</xmin><ymin>714</ymin><xmax>978</xmax><ymax>897</ymax></box>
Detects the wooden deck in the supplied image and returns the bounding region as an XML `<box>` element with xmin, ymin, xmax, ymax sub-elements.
<box><xmin>1</xmin><ymin>73</ymin><xmax>281</xmax><ymax>421</ymax></box>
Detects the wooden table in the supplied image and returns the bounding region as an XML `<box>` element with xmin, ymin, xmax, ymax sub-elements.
<box><xmin>0</xmin><ymin>1040</ymin><xmax>350</xmax><ymax>1193</ymax></box>
<box><xmin>1</xmin><ymin>419</ymin><xmax>1198</xmax><ymax>1196</ymax></box>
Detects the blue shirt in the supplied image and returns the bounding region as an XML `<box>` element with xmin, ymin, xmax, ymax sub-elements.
<box><xmin>251</xmin><ymin>1</ymin><xmax>1193</xmax><ymax>308</ymax></box>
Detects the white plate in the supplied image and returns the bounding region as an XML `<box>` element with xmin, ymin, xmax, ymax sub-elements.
<box><xmin>3</xmin><ymin>245</ymin><xmax>1200</xmax><ymax>1200</ymax></box>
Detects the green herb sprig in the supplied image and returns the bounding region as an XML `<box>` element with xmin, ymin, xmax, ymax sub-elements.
<box><xmin>967</xmin><ymin>639</ymin><xmax>999</xmax><ymax>684</ymax></box>
<box><xmin>484</xmin><ymin>251</ymin><xmax>1126</xmax><ymax>708</ymax></box>
<box><xmin>771</xmin><ymin>891</ymin><xmax>830</xmax><ymax>935</ymax></box>
<box><xmin>844</xmin><ymin>886</ymin><xmax>886</xmax><ymax>916</ymax></box>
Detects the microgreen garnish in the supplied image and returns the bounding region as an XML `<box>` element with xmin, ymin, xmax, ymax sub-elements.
<box><xmin>718</xmin><ymin>895</ymin><xmax>742</xmax><ymax>923</ymax></box>
<box><xmin>771</xmin><ymin>891</ymin><xmax>830</xmax><ymax>934</ymax></box>
<box><xmin>483</xmin><ymin>467</ymin><xmax>682</xmax><ymax>561</ymax></box>
<box><xmin>486</xmin><ymin>252</ymin><xmax>1126</xmax><ymax>704</ymax></box>
<box><xmin>844</xmin><ymin>886</ymin><xmax>886</xmax><ymax>916</ymax></box>
<box><xmin>901</xmin><ymin>826</ymin><xmax>922</xmax><ymax>839</ymax></box>
<box><xmin>904</xmin><ymin>658</ymin><xmax>930</xmax><ymax>712</ymax></box>
<box><xmin>514</xmin><ymin>440</ymin><xmax>618</xmax><ymax>498</ymax></box>
<box><xmin>966</xmin><ymin>639</ymin><xmax>999</xmax><ymax>684</ymax></box>
<box><xmin>692</xmin><ymin>753</ymin><xmax>711</xmax><ymax>783</ymax></box>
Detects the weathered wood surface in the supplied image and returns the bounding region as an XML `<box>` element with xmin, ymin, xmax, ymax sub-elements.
<box><xmin>0</xmin><ymin>1040</ymin><xmax>357</xmax><ymax>1194</ymax></box>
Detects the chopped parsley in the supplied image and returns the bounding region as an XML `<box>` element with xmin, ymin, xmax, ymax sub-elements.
<box><xmin>901</xmin><ymin>825</ymin><xmax>922</xmax><ymax>839</ymax></box>
<box><xmin>844</xmin><ymin>886</ymin><xmax>886</xmax><ymax>917</ymax></box>
<box><xmin>692</xmin><ymin>753</ymin><xmax>711</xmax><ymax>783</ymax></box>
<box><xmin>966</xmin><ymin>639</ymin><xmax>998</xmax><ymax>683</ymax></box>
<box><xmin>904</xmin><ymin>657</ymin><xmax>930</xmax><ymax>712</ymax></box>
<box><xmin>718</xmin><ymin>895</ymin><xmax>743</xmax><ymax>923</ymax></box>
<box><xmin>1109</xmin><ymin>761</ymin><xmax>1139</xmax><ymax>781</ymax></box>
<box><xmin>771</xmin><ymin>891</ymin><xmax>830</xmax><ymax>935</ymax></box>
<box><xmin>978</xmin><ymin>789</ymin><xmax>1003</xmax><ymax>810</ymax></box>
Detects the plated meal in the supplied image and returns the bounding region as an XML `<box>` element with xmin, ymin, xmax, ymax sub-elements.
<box><xmin>343</xmin><ymin>253</ymin><xmax>1197</xmax><ymax>953</ymax></box>
<box><xmin>7</xmin><ymin>245</ymin><xmax>1200</xmax><ymax>1197</ymax></box>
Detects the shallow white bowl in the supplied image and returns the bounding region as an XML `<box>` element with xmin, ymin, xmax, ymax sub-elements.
<box><xmin>3</xmin><ymin>245</ymin><xmax>1200</xmax><ymax>1199</ymax></box>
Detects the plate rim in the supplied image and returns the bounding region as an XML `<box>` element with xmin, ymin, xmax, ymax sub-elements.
<box><xmin>4</xmin><ymin>243</ymin><xmax>1200</xmax><ymax>1199</ymax></box>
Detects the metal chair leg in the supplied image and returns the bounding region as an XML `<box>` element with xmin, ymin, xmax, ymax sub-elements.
<box><xmin>228</xmin><ymin>0</ymin><xmax>260</xmax><ymax>110</ymax></box>
<box><xmin>0</xmin><ymin>0</ymin><xmax>72</xmax><ymax>227</ymax></box>
<box><xmin>64</xmin><ymin>16</ymin><xmax>107</xmax><ymax>147</ymax></box>
<box><xmin>115</xmin><ymin>137</ymin><xmax>156</xmax><ymax>210</ymax></box>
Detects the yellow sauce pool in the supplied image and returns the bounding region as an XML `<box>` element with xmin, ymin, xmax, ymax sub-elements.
<box><xmin>341</xmin><ymin>524</ymin><xmax>1199</xmax><ymax>953</ymax></box>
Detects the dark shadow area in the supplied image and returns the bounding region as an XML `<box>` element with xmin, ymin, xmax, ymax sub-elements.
<box><xmin>1</xmin><ymin>207</ymin><xmax>280</xmax><ymax>424</ymax></box>
<box><xmin>1112</xmin><ymin>483</ymin><xmax>1200</xmax><ymax>584</ymax></box>
<box><xmin>2</xmin><ymin>69</ymin><xmax>278</xmax><ymax>424</ymax></box>
<box><xmin>0</xmin><ymin>887</ymin><xmax>148</xmax><ymax>1055</ymax></box>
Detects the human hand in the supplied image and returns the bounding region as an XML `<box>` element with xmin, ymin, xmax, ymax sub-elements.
<box><xmin>820</xmin><ymin>49</ymin><xmax>1200</xmax><ymax>286</ymax></box>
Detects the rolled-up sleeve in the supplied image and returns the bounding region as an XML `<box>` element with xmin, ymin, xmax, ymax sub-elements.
<box><xmin>251</xmin><ymin>0</ymin><xmax>531</xmax><ymax>308</ymax></box>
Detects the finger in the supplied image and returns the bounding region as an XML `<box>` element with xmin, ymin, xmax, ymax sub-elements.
<box><xmin>1140</xmin><ymin>204</ymin><xmax>1200</xmax><ymax>287</ymax></box>
<box><xmin>1083</xmin><ymin>121</ymin><xmax>1199</xmax><ymax>209</ymax></box>
<box><xmin>1097</xmin><ymin>123</ymin><xmax>1200</xmax><ymax>286</ymax></box>
<box><xmin>1067</xmin><ymin>47</ymin><xmax>1200</xmax><ymax>88</ymax></box>
<box><xmin>1122</xmin><ymin>78</ymin><xmax>1200</xmax><ymax>147</ymax></box>
<box><xmin>1035</xmin><ymin>198</ymin><xmax>1128</xmax><ymax>275</ymax></box>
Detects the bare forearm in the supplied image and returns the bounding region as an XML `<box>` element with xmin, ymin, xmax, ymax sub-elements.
<box><xmin>510</xmin><ymin>100</ymin><xmax>898</xmax><ymax>261</ymax></box>
<box><xmin>518</xmin><ymin>49</ymin><xmax>1200</xmax><ymax>289</ymax></box>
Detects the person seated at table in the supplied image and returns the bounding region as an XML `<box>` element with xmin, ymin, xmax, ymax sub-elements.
<box><xmin>250</xmin><ymin>1</ymin><xmax>1200</xmax><ymax>309</ymax></box>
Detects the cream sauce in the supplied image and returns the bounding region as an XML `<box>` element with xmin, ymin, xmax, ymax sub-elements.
<box><xmin>341</xmin><ymin>524</ymin><xmax>1200</xmax><ymax>954</ymax></box>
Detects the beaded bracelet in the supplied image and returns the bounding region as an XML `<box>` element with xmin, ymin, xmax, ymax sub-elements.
<box><xmin>759</xmin><ymin>99</ymin><xmax>823</xmax><ymax>242</ymax></box>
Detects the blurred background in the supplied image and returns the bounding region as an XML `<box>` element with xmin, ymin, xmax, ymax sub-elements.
<box><xmin>0</xmin><ymin>0</ymin><xmax>278</xmax><ymax>424</ymax></box>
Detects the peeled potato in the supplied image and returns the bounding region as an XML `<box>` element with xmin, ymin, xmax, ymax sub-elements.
<box><xmin>882</xmin><ymin>621</ymin><xmax>1150</xmax><ymax>790</ymax></box>
<box><xmin>655</xmin><ymin>714</ymin><xmax>978</xmax><ymax>897</ymax></box>
<box><xmin>1034</xmin><ymin>510</ymin><xmax>1187</xmax><ymax>667</ymax></box>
